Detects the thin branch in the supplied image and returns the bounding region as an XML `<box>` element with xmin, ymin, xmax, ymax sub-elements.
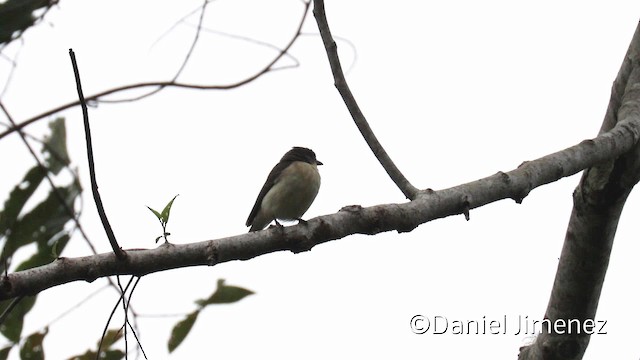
<box><xmin>171</xmin><ymin>0</ymin><xmax>208</xmax><ymax>82</ymax></box>
<box><xmin>46</xmin><ymin>283</ymin><xmax>110</xmax><ymax>326</ymax></box>
<box><xmin>97</xmin><ymin>277</ymin><xmax>135</xmax><ymax>359</ymax></box>
<box><xmin>125</xmin><ymin>277</ymin><xmax>147</xmax><ymax>360</ymax></box>
<box><xmin>2</xmin><ymin>108</ymin><xmax>640</xmax><ymax>300</ymax></box>
<box><xmin>68</xmin><ymin>49</ymin><xmax>126</xmax><ymax>260</ymax></box>
<box><xmin>105</xmin><ymin>0</ymin><xmax>212</xmax><ymax>104</ymax></box>
<box><xmin>0</xmin><ymin>38</ymin><xmax>24</xmax><ymax>99</ymax></box>
<box><xmin>150</xmin><ymin>0</ymin><xmax>299</xmax><ymax>72</ymax></box>
<box><xmin>116</xmin><ymin>276</ymin><xmax>129</xmax><ymax>358</ymax></box>
<box><xmin>150</xmin><ymin>0</ymin><xmax>216</xmax><ymax>50</ymax></box>
<box><xmin>167</xmin><ymin>26</ymin><xmax>302</xmax><ymax>76</ymax></box>
<box><xmin>312</xmin><ymin>0</ymin><xmax>419</xmax><ymax>200</ymax></box>
<box><xmin>0</xmin><ymin>0</ymin><xmax>311</xmax><ymax>140</ymax></box>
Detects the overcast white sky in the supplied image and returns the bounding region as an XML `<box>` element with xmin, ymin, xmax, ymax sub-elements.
<box><xmin>2</xmin><ymin>0</ymin><xmax>640</xmax><ymax>359</ymax></box>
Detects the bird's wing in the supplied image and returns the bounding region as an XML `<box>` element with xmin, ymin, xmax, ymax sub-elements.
<box><xmin>245</xmin><ymin>161</ymin><xmax>290</xmax><ymax>227</ymax></box>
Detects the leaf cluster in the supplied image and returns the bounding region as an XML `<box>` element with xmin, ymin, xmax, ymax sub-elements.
<box><xmin>0</xmin><ymin>118</ymin><xmax>82</xmax><ymax>359</ymax></box>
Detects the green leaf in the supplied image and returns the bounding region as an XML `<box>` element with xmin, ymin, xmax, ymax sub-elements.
<box><xmin>0</xmin><ymin>346</ymin><xmax>12</xmax><ymax>360</ymax></box>
<box><xmin>0</xmin><ymin>0</ymin><xmax>55</xmax><ymax>46</ymax></box>
<box><xmin>67</xmin><ymin>328</ymin><xmax>124</xmax><ymax>360</ymax></box>
<box><xmin>146</xmin><ymin>206</ymin><xmax>162</xmax><ymax>222</ymax></box>
<box><xmin>66</xmin><ymin>350</ymin><xmax>94</xmax><ymax>360</ymax></box>
<box><xmin>17</xmin><ymin>234</ymin><xmax>70</xmax><ymax>272</ymax></box>
<box><xmin>42</xmin><ymin>117</ymin><xmax>70</xmax><ymax>175</ymax></box>
<box><xmin>2</xmin><ymin>181</ymin><xmax>80</xmax><ymax>265</ymax></box>
<box><xmin>50</xmin><ymin>237</ymin><xmax>60</xmax><ymax>258</ymax></box>
<box><xmin>0</xmin><ymin>296</ymin><xmax>36</xmax><ymax>342</ymax></box>
<box><xmin>196</xmin><ymin>279</ymin><xmax>254</xmax><ymax>307</ymax></box>
<box><xmin>67</xmin><ymin>348</ymin><xmax>124</xmax><ymax>360</ymax></box>
<box><xmin>0</xmin><ymin>118</ymin><xmax>76</xmax><ymax>260</ymax></box>
<box><xmin>160</xmin><ymin>195</ymin><xmax>179</xmax><ymax>225</ymax></box>
<box><xmin>0</xmin><ymin>166</ymin><xmax>46</xmax><ymax>238</ymax></box>
<box><xmin>19</xmin><ymin>328</ymin><xmax>47</xmax><ymax>360</ymax></box>
<box><xmin>99</xmin><ymin>329</ymin><xmax>123</xmax><ymax>349</ymax></box>
<box><xmin>101</xmin><ymin>350</ymin><xmax>125</xmax><ymax>360</ymax></box>
<box><xmin>168</xmin><ymin>310</ymin><xmax>199</xmax><ymax>353</ymax></box>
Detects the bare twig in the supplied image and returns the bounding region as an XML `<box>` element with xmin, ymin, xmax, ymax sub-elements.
<box><xmin>171</xmin><ymin>0</ymin><xmax>208</xmax><ymax>82</ymax></box>
<box><xmin>46</xmin><ymin>284</ymin><xmax>110</xmax><ymax>326</ymax></box>
<box><xmin>192</xmin><ymin>27</ymin><xmax>300</xmax><ymax>72</ymax></box>
<box><xmin>106</xmin><ymin>0</ymin><xmax>212</xmax><ymax>104</ymax></box>
<box><xmin>125</xmin><ymin>277</ymin><xmax>147</xmax><ymax>360</ymax></box>
<box><xmin>312</xmin><ymin>0</ymin><xmax>419</xmax><ymax>200</ymax></box>
<box><xmin>109</xmin><ymin>276</ymin><xmax>146</xmax><ymax>360</ymax></box>
<box><xmin>0</xmin><ymin>1</ymin><xmax>311</xmax><ymax>140</ymax></box>
<box><xmin>68</xmin><ymin>49</ymin><xmax>126</xmax><ymax>260</ymax></box>
<box><xmin>116</xmin><ymin>276</ymin><xmax>129</xmax><ymax>358</ymax></box>
<box><xmin>97</xmin><ymin>276</ymin><xmax>135</xmax><ymax>359</ymax></box>
<box><xmin>0</xmin><ymin>38</ymin><xmax>24</xmax><ymax>99</ymax></box>
<box><xmin>150</xmin><ymin>0</ymin><xmax>299</xmax><ymax>73</ymax></box>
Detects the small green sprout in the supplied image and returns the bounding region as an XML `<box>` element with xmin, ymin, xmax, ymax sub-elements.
<box><xmin>147</xmin><ymin>194</ymin><xmax>178</xmax><ymax>243</ymax></box>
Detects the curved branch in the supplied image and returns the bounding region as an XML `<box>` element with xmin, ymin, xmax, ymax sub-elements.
<box><xmin>312</xmin><ymin>0</ymin><xmax>419</xmax><ymax>200</ymax></box>
<box><xmin>0</xmin><ymin>0</ymin><xmax>311</xmax><ymax>141</ymax></box>
<box><xmin>2</xmin><ymin>111</ymin><xmax>639</xmax><ymax>300</ymax></box>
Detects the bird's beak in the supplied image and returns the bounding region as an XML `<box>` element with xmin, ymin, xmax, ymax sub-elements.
<box><xmin>316</xmin><ymin>160</ymin><xmax>323</xmax><ymax>166</ymax></box>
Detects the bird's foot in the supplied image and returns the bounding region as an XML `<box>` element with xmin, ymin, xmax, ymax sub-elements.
<box><xmin>267</xmin><ymin>219</ymin><xmax>285</xmax><ymax>230</ymax></box>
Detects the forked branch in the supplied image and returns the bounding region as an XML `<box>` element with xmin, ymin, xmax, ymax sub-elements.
<box><xmin>518</xmin><ymin>21</ymin><xmax>640</xmax><ymax>360</ymax></box>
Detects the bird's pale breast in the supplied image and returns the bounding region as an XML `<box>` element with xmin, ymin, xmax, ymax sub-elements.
<box><xmin>261</xmin><ymin>161</ymin><xmax>321</xmax><ymax>220</ymax></box>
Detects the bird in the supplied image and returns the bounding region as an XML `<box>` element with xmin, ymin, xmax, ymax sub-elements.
<box><xmin>246</xmin><ymin>147</ymin><xmax>322</xmax><ymax>232</ymax></box>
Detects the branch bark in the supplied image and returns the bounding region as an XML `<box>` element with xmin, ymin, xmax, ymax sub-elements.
<box><xmin>518</xmin><ymin>21</ymin><xmax>640</xmax><ymax>360</ymax></box>
<box><xmin>1</xmin><ymin>109</ymin><xmax>639</xmax><ymax>300</ymax></box>
<box><xmin>69</xmin><ymin>49</ymin><xmax>126</xmax><ymax>260</ymax></box>
<box><xmin>313</xmin><ymin>0</ymin><xmax>419</xmax><ymax>200</ymax></box>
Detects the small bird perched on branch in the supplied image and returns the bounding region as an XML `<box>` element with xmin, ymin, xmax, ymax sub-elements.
<box><xmin>246</xmin><ymin>147</ymin><xmax>322</xmax><ymax>232</ymax></box>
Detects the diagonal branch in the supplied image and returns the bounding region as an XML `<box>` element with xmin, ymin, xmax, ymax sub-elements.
<box><xmin>2</xmin><ymin>108</ymin><xmax>639</xmax><ymax>300</ymax></box>
<box><xmin>312</xmin><ymin>0</ymin><xmax>419</xmax><ymax>200</ymax></box>
<box><xmin>69</xmin><ymin>49</ymin><xmax>126</xmax><ymax>260</ymax></box>
<box><xmin>518</xmin><ymin>21</ymin><xmax>640</xmax><ymax>360</ymax></box>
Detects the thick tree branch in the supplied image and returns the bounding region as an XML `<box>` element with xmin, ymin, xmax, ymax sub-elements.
<box><xmin>0</xmin><ymin>0</ymin><xmax>310</xmax><ymax>141</ymax></box>
<box><xmin>312</xmin><ymin>0</ymin><xmax>419</xmax><ymax>200</ymax></box>
<box><xmin>2</xmin><ymin>111</ymin><xmax>639</xmax><ymax>300</ymax></box>
<box><xmin>518</xmin><ymin>21</ymin><xmax>640</xmax><ymax>360</ymax></box>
